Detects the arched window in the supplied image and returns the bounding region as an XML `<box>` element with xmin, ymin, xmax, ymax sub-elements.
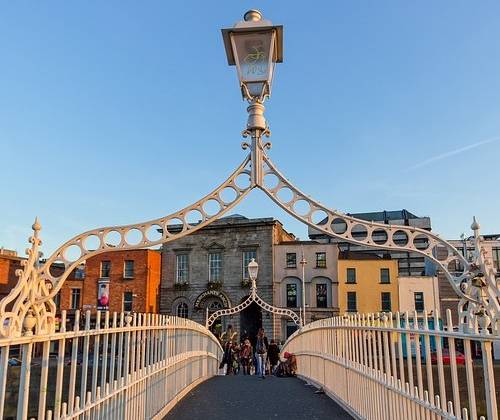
<box><xmin>176</xmin><ymin>302</ymin><xmax>188</xmax><ymax>318</ymax></box>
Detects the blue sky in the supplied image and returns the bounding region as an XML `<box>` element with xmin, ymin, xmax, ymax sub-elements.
<box><xmin>1</xmin><ymin>1</ymin><xmax>500</xmax><ymax>255</ymax></box>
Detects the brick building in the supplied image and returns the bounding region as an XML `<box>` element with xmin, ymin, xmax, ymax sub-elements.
<box><xmin>160</xmin><ymin>215</ymin><xmax>295</xmax><ymax>342</ymax></box>
<box><xmin>57</xmin><ymin>249</ymin><xmax>161</xmax><ymax>316</ymax></box>
<box><xmin>0</xmin><ymin>249</ymin><xmax>25</xmax><ymax>301</ymax></box>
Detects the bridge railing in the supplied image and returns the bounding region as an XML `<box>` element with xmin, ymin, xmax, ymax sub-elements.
<box><xmin>282</xmin><ymin>310</ymin><xmax>498</xmax><ymax>420</ymax></box>
<box><xmin>0</xmin><ymin>311</ymin><xmax>222</xmax><ymax>420</ymax></box>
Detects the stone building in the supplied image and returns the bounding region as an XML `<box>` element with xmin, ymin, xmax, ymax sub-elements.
<box><xmin>273</xmin><ymin>241</ymin><xmax>339</xmax><ymax>338</ymax></box>
<box><xmin>160</xmin><ymin>215</ymin><xmax>295</xmax><ymax>342</ymax></box>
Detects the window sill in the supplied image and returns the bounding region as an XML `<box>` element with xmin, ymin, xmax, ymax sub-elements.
<box><xmin>123</xmin><ymin>277</ymin><xmax>135</xmax><ymax>280</ymax></box>
<box><xmin>285</xmin><ymin>266</ymin><xmax>297</xmax><ymax>269</ymax></box>
<box><xmin>315</xmin><ymin>266</ymin><xmax>327</xmax><ymax>269</ymax></box>
<box><xmin>379</xmin><ymin>282</ymin><xmax>391</xmax><ymax>285</ymax></box>
<box><xmin>345</xmin><ymin>282</ymin><xmax>357</xmax><ymax>284</ymax></box>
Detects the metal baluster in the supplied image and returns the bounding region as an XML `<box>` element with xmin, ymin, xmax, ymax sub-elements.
<box><xmin>446</xmin><ymin>309</ymin><xmax>461</xmax><ymax>419</ymax></box>
<box><xmin>100</xmin><ymin>311</ymin><xmax>110</xmax><ymax>393</ymax></box>
<box><xmin>422</xmin><ymin>312</ymin><xmax>434</xmax><ymax>404</ymax></box>
<box><xmin>463</xmin><ymin>337</ymin><xmax>477</xmax><ymax>420</ymax></box>
<box><xmin>0</xmin><ymin>344</ymin><xmax>9</xmax><ymax>418</ymax></box>
<box><xmin>433</xmin><ymin>310</ymin><xmax>447</xmax><ymax>412</ymax></box>
<box><xmin>38</xmin><ymin>339</ymin><xmax>51</xmax><ymax>420</ymax></box>
<box><xmin>68</xmin><ymin>310</ymin><xmax>80</xmax><ymax>414</ymax></box>
<box><xmin>79</xmin><ymin>310</ymin><xmax>91</xmax><ymax>413</ymax></box>
<box><xmin>413</xmin><ymin>311</ymin><xmax>424</xmax><ymax>403</ymax></box>
<box><xmin>17</xmin><ymin>341</ymin><xmax>33</xmax><ymax>420</ymax></box>
<box><xmin>91</xmin><ymin>311</ymin><xmax>101</xmax><ymax>401</ymax></box>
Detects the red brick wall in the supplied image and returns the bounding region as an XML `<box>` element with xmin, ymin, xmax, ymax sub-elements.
<box><xmin>0</xmin><ymin>256</ymin><xmax>24</xmax><ymax>301</ymax></box>
<box><xmin>58</xmin><ymin>249</ymin><xmax>161</xmax><ymax>314</ymax></box>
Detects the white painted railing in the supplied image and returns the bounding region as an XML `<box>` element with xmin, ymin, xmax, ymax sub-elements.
<box><xmin>0</xmin><ymin>311</ymin><xmax>222</xmax><ymax>420</ymax></box>
<box><xmin>282</xmin><ymin>310</ymin><xmax>498</xmax><ymax>420</ymax></box>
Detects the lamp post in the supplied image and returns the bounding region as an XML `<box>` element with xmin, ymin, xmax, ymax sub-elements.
<box><xmin>248</xmin><ymin>258</ymin><xmax>259</xmax><ymax>297</ymax></box>
<box><xmin>222</xmin><ymin>10</ymin><xmax>283</xmax><ymax>187</ymax></box>
<box><xmin>300</xmin><ymin>251</ymin><xmax>307</xmax><ymax>326</ymax></box>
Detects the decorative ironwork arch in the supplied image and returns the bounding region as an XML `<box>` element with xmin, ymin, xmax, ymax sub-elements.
<box><xmin>206</xmin><ymin>278</ymin><xmax>301</xmax><ymax>328</ymax></box>
<box><xmin>1</xmin><ymin>33</ymin><xmax>498</xmax><ymax>339</ymax></box>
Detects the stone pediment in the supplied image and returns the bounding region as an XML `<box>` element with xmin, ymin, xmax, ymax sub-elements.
<box><xmin>204</xmin><ymin>241</ymin><xmax>225</xmax><ymax>250</ymax></box>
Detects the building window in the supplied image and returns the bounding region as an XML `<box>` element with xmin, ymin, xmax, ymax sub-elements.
<box><xmin>286</xmin><ymin>283</ymin><xmax>297</xmax><ymax>308</ymax></box>
<box><xmin>316</xmin><ymin>284</ymin><xmax>327</xmax><ymax>308</ymax></box>
<box><xmin>54</xmin><ymin>291</ymin><xmax>61</xmax><ymax>310</ymax></box>
<box><xmin>380</xmin><ymin>268</ymin><xmax>390</xmax><ymax>284</ymax></box>
<box><xmin>176</xmin><ymin>302</ymin><xmax>188</xmax><ymax>318</ymax></box>
<box><xmin>176</xmin><ymin>254</ymin><xmax>189</xmax><ymax>283</ymax></box>
<box><xmin>286</xmin><ymin>253</ymin><xmax>297</xmax><ymax>268</ymax></box>
<box><xmin>315</xmin><ymin>252</ymin><xmax>327</xmax><ymax>268</ymax></box>
<box><xmin>493</xmin><ymin>248</ymin><xmax>500</xmax><ymax>271</ymax></box>
<box><xmin>74</xmin><ymin>267</ymin><xmax>85</xmax><ymax>279</ymax></box>
<box><xmin>381</xmin><ymin>292</ymin><xmax>391</xmax><ymax>312</ymax></box>
<box><xmin>346</xmin><ymin>268</ymin><xmax>356</xmax><ymax>284</ymax></box>
<box><xmin>100</xmin><ymin>261</ymin><xmax>111</xmax><ymax>278</ymax></box>
<box><xmin>123</xmin><ymin>291</ymin><xmax>133</xmax><ymax>312</ymax></box>
<box><xmin>242</xmin><ymin>250</ymin><xmax>257</xmax><ymax>279</ymax></box>
<box><xmin>208</xmin><ymin>252</ymin><xmax>222</xmax><ymax>282</ymax></box>
<box><xmin>286</xmin><ymin>321</ymin><xmax>298</xmax><ymax>338</ymax></box>
<box><xmin>124</xmin><ymin>260</ymin><xmax>134</xmax><ymax>278</ymax></box>
<box><xmin>347</xmin><ymin>292</ymin><xmax>357</xmax><ymax>312</ymax></box>
<box><xmin>414</xmin><ymin>292</ymin><xmax>425</xmax><ymax>312</ymax></box>
<box><xmin>70</xmin><ymin>288</ymin><xmax>81</xmax><ymax>310</ymax></box>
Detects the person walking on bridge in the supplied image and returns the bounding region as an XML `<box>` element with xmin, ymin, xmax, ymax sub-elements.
<box><xmin>255</xmin><ymin>328</ymin><xmax>268</xmax><ymax>379</ymax></box>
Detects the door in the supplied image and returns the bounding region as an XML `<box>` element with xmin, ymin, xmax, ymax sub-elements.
<box><xmin>240</xmin><ymin>300</ymin><xmax>262</xmax><ymax>346</ymax></box>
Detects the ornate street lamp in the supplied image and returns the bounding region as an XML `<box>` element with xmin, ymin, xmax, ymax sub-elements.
<box><xmin>247</xmin><ymin>258</ymin><xmax>259</xmax><ymax>290</ymax></box>
<box><xmin>222</xmin><ymin>10</ymin><xmax>283</xmax><ymax>102</ymax></box>
<box><xmin>222</xmin><ymin>10</ymin><xmax>283</xmax><ymax>188</ymax></box>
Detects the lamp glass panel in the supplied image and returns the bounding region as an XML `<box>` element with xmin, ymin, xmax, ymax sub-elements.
<box><xmin>231</xmin><ymin>30</ymin><xmax>274</xmax><ymax>84</ymax></box>
<box><xmin>248</xmin><ymin>260</ymin><xmax>258</xmax><ymax>280</ymax></box>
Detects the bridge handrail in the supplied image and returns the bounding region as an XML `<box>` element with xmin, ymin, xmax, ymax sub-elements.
<box><xmin>0</xmin><ymin>311</ymin><xmax>222</xmax><ymax>420</ymax></box>
<box><xmin>281</xmin><ymin>310</ymin><xmax>498</xmax><ymax>420</ymax></box>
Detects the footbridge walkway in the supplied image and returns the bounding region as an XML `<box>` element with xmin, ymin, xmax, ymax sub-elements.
<box><xmin>165</xmin><ymin>375</ymin><xmax>353</xmax><ymax>420</ymax></box>
<box><xmin>1</xmin><ymin>310</ymin><xmax>497</xmax><ymax>420</ymax></box>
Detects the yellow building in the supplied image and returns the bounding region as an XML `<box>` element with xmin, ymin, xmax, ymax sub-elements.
<box><xmin>338</xmin><ymin>252</ymin><xmax>399</xmax><ymax>315</ymax></box>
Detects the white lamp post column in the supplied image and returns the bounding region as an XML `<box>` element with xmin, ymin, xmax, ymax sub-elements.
<box><xmin>300</xmin><ymin>251</ymin><xmax>307</xmax><ymax>326</ymax></box>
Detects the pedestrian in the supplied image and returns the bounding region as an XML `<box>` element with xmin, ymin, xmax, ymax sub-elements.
<box><xmin>267</xmin><ymin>339</ymin><xmax>280</xmax><ymax>374</ymax></box>
<box><xmin>255</xmin><ymin>328</ymin><xmax>268</xmax><ymax>379</ymax></box>
<box><xmin>221</xmin><ymin>324</ymin><xmax>237</xmax><ymax>346</ymax></box>
<box><xmin>240</xmin><ymin>339</ymin><xmax>253</xmax><ymax>375</ymax></box>
<box><xmin>221</xmin><ymin>340</ymin><xmax>234</xmax><ymax>375</ymax></box>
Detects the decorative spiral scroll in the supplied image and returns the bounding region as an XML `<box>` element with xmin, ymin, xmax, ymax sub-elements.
<box><xmin>0</xmin><ymin>219</ymin><xmax>56</xmax><ymax>337</ymax></box>
<box><xmin>260</xmin><ymin>155</ymin><xmax>498</xmax><ymax>316</ymax></box>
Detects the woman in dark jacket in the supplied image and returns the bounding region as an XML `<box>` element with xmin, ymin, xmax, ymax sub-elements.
<box><xmin>267</xmin><ymin>339</ymin><xmax>280</xmax><ymax>374</ymax></box>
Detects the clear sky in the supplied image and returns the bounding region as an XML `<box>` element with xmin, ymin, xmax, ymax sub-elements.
<box><xmin>1</xmin><ymin>1</ymin><xmax>500</xmax><ymax>256</ymax></box>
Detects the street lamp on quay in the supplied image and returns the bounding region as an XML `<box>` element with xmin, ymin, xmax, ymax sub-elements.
<box><xmin>300</xmin><ymin>251</ymin><xmax>307</xmax><ymax>326</ymax></box>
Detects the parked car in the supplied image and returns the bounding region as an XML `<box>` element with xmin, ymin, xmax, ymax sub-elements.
<box><xmin>430</xmin><ymin>349</ymin><xmax>466</xmax><ymax>365</ymax></box>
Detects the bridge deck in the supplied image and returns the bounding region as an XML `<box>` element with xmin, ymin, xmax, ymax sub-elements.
<box><xmin>165</xmin><ymin>375</ymin><xmax>353</xmax><ymax>420</ymax></box>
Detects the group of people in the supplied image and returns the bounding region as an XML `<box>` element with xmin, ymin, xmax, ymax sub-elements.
<box><xmin>219</xmin><ymin>325</ymin><xmax>297</xmax><ymax>378</ymax></box>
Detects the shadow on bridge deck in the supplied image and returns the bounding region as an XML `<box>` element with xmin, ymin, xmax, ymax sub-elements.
<box><xmin>165</xmin><ymin>375</ymin><xmax>353</xmax><ymax>420</ymax></box>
